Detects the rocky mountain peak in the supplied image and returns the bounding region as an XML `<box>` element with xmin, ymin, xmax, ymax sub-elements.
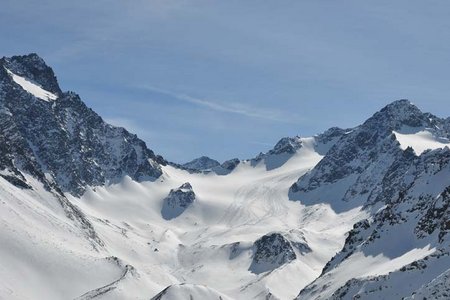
<box><xmin>380</xmin><ymin>99</ymin><xmax>420</xmax><ymax>117</ymax></box>
<box><xmin>269</xmin><ymin>136</ymin><xmax>302</xmax><ymax>155</ymax></box>
<box><xmin>161</xmin><ymin>182</ymin><xmax>196</xmax><ymax>220</ymax></box>
<box><xmin>0</xmin><ymin>53</ymin><xmax>164</xmax><ymax>196</ymax></box>
<box><xmin>289</xmin><ymin>100</ymin><xmax>450</xmax><ymax>212</ymax></box>
<box><xmin>182</xmin><ymin>156</ymin><xmax>220</xmax><ymax>171</ymax></box>
<box><xmin>249</xmin><ymin>232</ymin><xmax>297</xmax><ymax>274</ymax></box>
<box><xmin>1</xmin><ymin>53</ymin><xmax>62</xmax><ymax>95</ymax></box>
<box><xmin>363</xmin><ymin>99</ymin><xmax>435</xmax><ymax>132</ymax></box>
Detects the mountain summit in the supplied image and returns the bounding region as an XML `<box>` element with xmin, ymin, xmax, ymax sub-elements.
<box><xmin>182</xmin><ymin>156</ymin><xmax>220</xmax><ymax>171</ymax></box>
<box><xmin>362</xmin><ymin>99</ymin><xmax>441</xmax><ymax>132</ymax></box>
<box><xmin>1</xmin><ymin>53</ymin><xmax>62</xmax><ymax>95</ymax></box>
<box><xmin>290</xmin><ymin>99</ymin><xmax>450</xmax><ymax>210</ymax></box>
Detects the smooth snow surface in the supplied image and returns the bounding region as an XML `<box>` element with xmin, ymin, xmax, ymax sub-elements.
<box><xmin>393</xmin><ymin>129</ymin><xmax>450</xmax><ymax>155</ymax></box>
<box><xmin>5</xmin><ymin>68</ymin><xmax>58</xmax><ymax>101</ymax></box>
<box><xmin>312</xmin><ymin>245</ymin><xmax>436</xmax><ymax>299</ymax></box>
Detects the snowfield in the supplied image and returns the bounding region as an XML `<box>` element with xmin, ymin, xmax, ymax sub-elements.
<box><xmin>2</xmin><ymin>114</ymin><xmax>450</xmax><ymax>299</ymax></box>
<box><xmin>0</xmin><ymin>136</ymin><xmax>367</xmax><ymax>300</ymax></box>
<box><xmin>4</xmin><ymin>67</ymin><xmax>58</xmax><ymax>101</ymax></box>
<box><xmin>394</xmin><ymin>129</ymin><xmax>450</xmax><ymax>155</ymax></box>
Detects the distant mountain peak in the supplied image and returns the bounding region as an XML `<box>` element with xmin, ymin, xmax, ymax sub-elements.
<box><xmin>365</xmin><ymin>99</ymin><xmax>432</xmax><ymax>131</ymax></box>
<box><xmin>386</xmin><ymin>98</ymin><xmax>413</xmax><ymax>106</ymax></box>
<box><xmin>182</xmin><ymin>156</ymin><xmax>220</xmax><ymax>171</ymax></box>
<box><xmin>269</xmin><ymin>136</ymin><xmax>302</xmax><ymax>155</ymax></box>
<box><xmin>380</xmin><ymin>99</ymin><xmax>421</xmax><ymax>116</ymax></box>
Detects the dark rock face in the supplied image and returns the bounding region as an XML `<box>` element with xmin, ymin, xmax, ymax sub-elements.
<box><xmin>249</xmin><ymin>233</ymin><xmax>297</xmax><ymax>274</ymax></box>
<box><xmin>2</xmin><ymin>53</ymin><xmax>62</xmax><ymax>95</ymax></box>
<box><xmin>269</xmin><ymin>136</ymin><xmax>302</xmax><ymax>155</ymax></box>
<box><xmin>0</xmin><ymin>54</ymin><xmax>165</xmax><ymax>196</ymax></box>
<box><xmin>221</xmin><ymin>158</ymin><xmax>240</xmax><ymax>171</ymax></box>
<box><xmin>161</xmin><ymin>183</ymin><xmax>196</xmax><ymax>220</ymax></box>
<box><xmin>182</xmin><ymin>156</ymin><xmax>220</xmax><ymax>171</ymax></box>
<box><xmin>416</xmin><ymin>185</ymin><xmax>450</xmax><ymax>243</ymax></box>
<box><xmin>315</xmin><ymin>127</ymin><xmax>348</xmax><ymax>146</ymax></box>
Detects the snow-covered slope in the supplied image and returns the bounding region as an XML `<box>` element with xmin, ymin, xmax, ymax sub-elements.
<box><xmin>1</xmin><ymin>55</ymin><xmax>450</xmax><ymax>300</ymax></box>
<box><xmin>4</xmin><ymin>67</ymin><xmax>58</xmax><ymax>101</ymax></box>
<box><xmin>295</xmin><ymin>102</ymin><xmax>450</xmax><ymax>299</ymax></box>
<box><xmin>65</xmin><ymin>135</ymin><xmax>363</xmax><ymax>300</ymax></box>
<box><xmin>394</xmin><ymin>129</ymin><xmax>450</xmax><ymax>155</ymax></box>
<box><xmin>151</xmin><ymin>283</ymin><xmax>233</xmax><ymax>300</ymax></box>
<box><xmin>297</xmin><ymin>154</ymin><xmax>450</xmax><ymax>299</ymax></box>
<box><xmin>0</xmin><ymin>119</ymin><xmax>362</xmax><ymax>299</ymax></box>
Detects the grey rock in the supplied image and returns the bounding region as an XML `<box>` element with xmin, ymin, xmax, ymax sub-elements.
<box><xmin>182</xmin><ymin>156</ymin><xmax>220</xmax><ymax>171</ymax></box>
<box><xmin>249</xmin><ymin>233</ymin><xmax>297</xmax><ymax>274</ymax></box>
<box><xmin>221</xmin><ymin>158</ymin><xmax>240</xmax><ymax>171</ymax></box>
<box><xmin>269</xmin><ymin>136</ymin><xmax>303</xmax><ymax>155</ymax></box>
<box><xmin>161</xmin><ymin>182</ymin><xmax>196</xmax><ymax>220</ymax></box>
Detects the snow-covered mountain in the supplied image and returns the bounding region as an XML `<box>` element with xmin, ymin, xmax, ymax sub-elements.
<box><xmin>0</xmin><ymin>54</ymin><xmax>165</xmax><ymax>197</ymax></box>
<box><xmin>293</xmin><ymin>100</ymin><xmax>450</xmax><ymax>299</ymax></box>
<box><xmin>0</xmin><ymin>54</ymin><xmax>449</xmax><ymax>300</ymax></box>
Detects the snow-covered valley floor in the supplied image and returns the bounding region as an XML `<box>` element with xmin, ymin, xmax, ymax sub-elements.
<box><xmin>0</xmin><ymin>137</ymin><xmax>367</xmax><ymax>300</ymax></box>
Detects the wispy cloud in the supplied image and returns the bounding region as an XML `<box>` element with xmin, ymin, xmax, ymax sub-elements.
<box><xmin>138</xmin><ymin>85</ymin><xmax>303</xmax><ymax>124</ymax></box>
<box><xmin>104</xmin><ymin>116</ymin><xmax>193</xmax><ymax>141</ymax></box>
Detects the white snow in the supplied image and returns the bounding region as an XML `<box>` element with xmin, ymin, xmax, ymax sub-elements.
<box><xmin>69</xmin><ymin>137</ymin><xmax>367</xmax><ymax>299</ymax></box>
<box><xmin>0</xmin><ymin>136</ymin><xmax>368</xmax><ymax>300</ymax></box>
<box><xmin>298</xmin><ymin>244</ymin><xmax>436</xmax><ymax>300</ymax></box>
<box><xmin>349</xmin><ymin>245</ymin><xmax>435</xmax><ymax>278</ymax></box>
<box><xmin>393</xmin><ymin>129</ymin><xmax>450</xmax><ymax>155</ymax></box>
<box><xmin>5</xmin><ymin>67</ymin><xmax>58</xmax><ymax>101</ymax></box>
<box><xmin>3</xmin><ymin>130</ymin><xmax>443</xmax><ymax>300</ymax></box>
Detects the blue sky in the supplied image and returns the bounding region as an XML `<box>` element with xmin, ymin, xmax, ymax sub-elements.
<box><xmin>2</xmin><ymin>1</ymin><xmax>450</xmax><ymax>162</ymax></box>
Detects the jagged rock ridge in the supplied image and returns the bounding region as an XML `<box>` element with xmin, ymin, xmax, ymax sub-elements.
<box><xmin>161</xmin><ymin>182</ymin><xmax>196</xmax><ymax>220</ymax></box>
<box><xmin>290</xmin><ymin>99</ymin><xmax>450</xmax><ymax>212</ymax></box>
<box><xmin>249</xmin><ymin>233</ymin><xmax>297</xmax><ymax>274</ymax></box>
<box><xmin>0</xmin><ymin>53</ymin><xmax>165</xmax><ymax>197</ymax></box>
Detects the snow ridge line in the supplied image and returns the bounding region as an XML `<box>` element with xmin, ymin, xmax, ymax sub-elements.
<box><xmin>74</xmin><ymin>261</ymin><xmax>135</xmax><ymax>300</ymax></box>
